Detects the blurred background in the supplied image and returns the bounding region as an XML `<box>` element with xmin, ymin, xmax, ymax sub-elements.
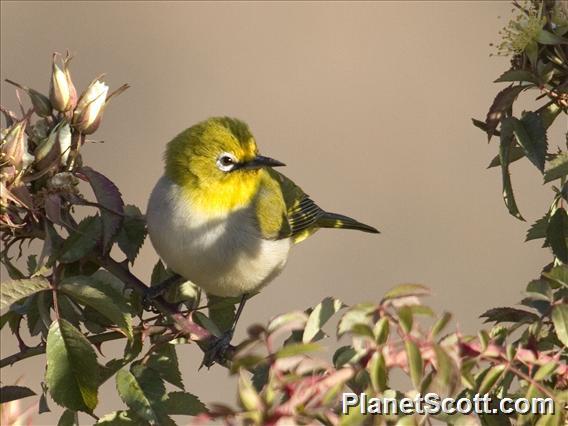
<box><xmin>1</xmin><ymin>1</ymin><xmax>563</xmax><ymax>424</ymax></box>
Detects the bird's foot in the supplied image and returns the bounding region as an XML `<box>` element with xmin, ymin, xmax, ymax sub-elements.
<box><xmin>200</xmin><ymin>330</ymin><xmax>235</xmax><ymax>369</ymax></box>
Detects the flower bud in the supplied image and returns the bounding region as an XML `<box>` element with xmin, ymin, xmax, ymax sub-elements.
<box><xmin>73</xmin><ymin>80</ymin><xmax>109</xmax><ymax>134</ymax></box>
<box><xmin>34</xmin><ymin>121</ymin><xmax>71</xmax><ymax>170</ymax></box>
<box><xmin>49</xmin><ymin>54</ymin><xmax>72</xmax><ymax>112</ymax></box>
<box><xmin>1</xmin><ymin>120</ymin><xmax>27</xmax><ymax>171</ymax></box>
<box><xmin>63</xmin><ymin>54</ymin><xmax>78</xmax><ymax>111</ymax></box>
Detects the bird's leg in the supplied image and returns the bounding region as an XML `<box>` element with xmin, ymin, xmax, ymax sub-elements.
<box><xmin>201</xmin><ymin>293</ymin><xmax>249</xmax><ymax>368</ymax></box>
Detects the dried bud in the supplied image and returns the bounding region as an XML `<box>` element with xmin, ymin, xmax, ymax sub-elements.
<box><xmin>1</xmin><ymin>120</ymin><xmax>27</xmax><ymax>171</ymax></box>
<box><xmin>73</xmin><ymin>80</ymin><xmax>109</xmax><ymax>134</ymax></box>
<box><xmin>4</xmin><ymin>79</ymin><xmax>52</xmax><ymax>117</ymax></box>
<box><xmin>34</xmin><ymin>121</ymin><xmax>71</xmax><ymax>170</ymax></box>
<box><xmin>49</xmin><ymin>54</ymin><xmax>75</xmax><ymax>112</ymax></box>
<box><xmin>28</xmin><ymin>89</ymin><xmax>53</xmax><ymax>117</ymax></box>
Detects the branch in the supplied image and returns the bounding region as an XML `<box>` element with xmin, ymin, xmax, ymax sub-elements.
<box><xmin>0</xmin><ymin>331</ymin><xmax>125</xmax><ymax>368</ymax></box>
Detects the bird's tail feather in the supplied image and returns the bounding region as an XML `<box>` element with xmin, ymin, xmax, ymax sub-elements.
<box><xmin>317</xmin><ymin>212</ymin><xmax>380</xmax><ymax>234</ymax></box>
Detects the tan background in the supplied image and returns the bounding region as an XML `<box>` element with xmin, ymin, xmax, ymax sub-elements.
<box><xmin>1</xmin><ymin>1</ymin><xmax>563</xmax><ymax>424</ymax></box>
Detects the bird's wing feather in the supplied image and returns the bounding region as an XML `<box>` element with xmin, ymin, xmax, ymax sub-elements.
<box><xmin>258</xmin><ymin>169</ymin><xmax>325</xmax><ymax>242</ymax></box>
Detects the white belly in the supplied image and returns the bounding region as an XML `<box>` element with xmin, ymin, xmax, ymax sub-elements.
<box><xmin>146</xmin><ymin>176</ymin><xmax>292</xmax><ymax>297</ymax></box>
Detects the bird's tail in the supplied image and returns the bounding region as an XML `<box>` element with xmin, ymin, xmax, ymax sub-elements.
<box><xmin>317</xmin><ymin>212</ymin><xmax>380</xmax><ymax>234</ymax></box>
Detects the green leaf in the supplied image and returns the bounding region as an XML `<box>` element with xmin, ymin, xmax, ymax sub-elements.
<box><xmin>544</xmin><ymin>152</ymin><xmax>568</xmax><ymax>183</ymax></box>
<box><xmin>543</xmin><ymin>265</ymin><xmax>568</xmax><ymax>288</ymax></box>
<box><xmin>46</xmin><ymin>319</ymin><xmax>99</xmax><ymax>412</ymax></box>
<box><xmin>57</xmin><ymin>409</ymin><xmax>78</xmax><ymax>426</ymax></box>
<box><xmin>398</xmin><ymin>306</ymin><xmax>413</xmax><ymax>333</ymax></box>
<box><xmin>192</xmin><ymin>311</ymin><xmax>222</xmax><ymax>337</ymax></box>
<box><xmin>499</xmin><ymin>117</ymin><xmax>525</xmax><ymax>221</ymax></box>
<box><xmin>333</xmin><ymin>346</ymin><xmax>359</xmax><ymax>368</ymax></box>
<box><xmin>539</xmin><ymin>102</ymin><xmax>562</xmax><ymax>129</ymax></box>
<box><xmin>207</xmin><ymin>294</ymin><xmax>237</xmax><ymax>333</ymax></box>
<box><xmin>303</xmin><ymin>297</ymin><xmax>344</xmax><ymax>343</ymax></box>
<box><xmin>116</xmin><ymin>205</ymin><xmax>146</xmax><ymax>264</ymax></box>
<box><xmin>116</xmin><ymin>365</ymin><xmax>168</xmax><ymax>425</ymax></box>
<box><xmin>0</xmin><ymin>385</ymin><xmax>36</xmax><ymax>403</ymax></box>
<box><xmin>526</xmin><ymin>214</ymin><xmax>549</xmax><ymax>241</ymax></box>
<box><xmin>383</xmin><ymin>283</ymin><xmax>430</xmax><ymax>300</ymax></box>
<box><xmin>59</xmin><ymin>216</ymin><xmax>101</xmax><ymax>263</ymax></box>
<box><xmin>487</xmin><ymin>145</ymin><xmax>525</xmax><ymax>168</ymax></box>
<box><xmin>478</xmin><ymin>365</ymin><xmax>506</xmax><ymax>395</ymax></box>
<box><xmin>551</xmin><ymin>304</ymin><xmax>568</xmax><ymax>347</ymax></box>
<box><xmin>405</xmin><ymin>340</ymin><xmax>423</xmax><ymax>388</ymax></box>
<box><xmin>485</xmin><ymin>85</ymin><xmax>526</xmax><ymax>141</ymax></box>
<box><xmin>511</xmin><ymin>113</ymin><xmax>547</xmax><ymax>172</ymax></box>
<box><xmin>77</xmin><ymin>167</ymin><xmax>124</xmax><ymax>253</ymax></box>
<box><xmin>96</xmin><ymin>410</ymin><xmax>149</xmax><ymax>425</ymax></box>
<box><xmin>164</xmin><ymin>391</ymin><xmax>207</xmax><ymax>415</ymax></box>
<box><xmin>369</xmin><ymin>351</ymin><xmax>387</xmax><ymax>392</ymax></box>
<box><xmin>147</xmin><ymin>344</ymin><xmax>184</xmax><ymax>390</ymax></box>
<box><xmin>337</xmin><ymin>303</ymin><xmax>375</xmax><ymax>337</ymax></box>
<box><xmin>373</xmin><ymin>316</ymin><xmax>390</xmax><ymax>344</ymax></box>
<box><xmin>494</xmin><ymin>69</ymin><xmax>538</xmax><ymax>84</ymax></box>
<box><xmin>431</xmin><ymin>312</ymin><xmax>452</xmax><ymax>337</ymax></box>
<box><xmin>0</xmin><ymin>276</ymin><xmax>51</xmax><ymax>311</ymax></box>
<box><xmin>537</xmin><ymin>29</ymin><xmax>568</xmax><ymax>45</ymax></box>
<box><xmin>275</xmin><ymin>342</ymin><xmax>321</xmax><ymax>359</ymax></box>
<box><xmin>547</xmin><ymin>208</ymin><xmax>568</xmax><ymax>263</ymax></box>
<box><xmin>150</xmin><ymin>260</ymin><xmax>173</xmax><ymax>286</ymax></box>
<box><xmin>60</xmin><ymin>275</ymin><xmax>132</xmax><ymax>339</ymax></box>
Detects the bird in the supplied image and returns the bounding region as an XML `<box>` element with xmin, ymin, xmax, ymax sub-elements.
<box><xmin>146</xmin><ymin>117</ymin><xmax>379</xmax><ymax>365</ymax></box>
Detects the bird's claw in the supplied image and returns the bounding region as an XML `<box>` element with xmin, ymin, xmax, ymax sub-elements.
<box><xmin>201</xmin><ymin>330</ymin><xmax>234</xmax><ymax>369</ymax></box>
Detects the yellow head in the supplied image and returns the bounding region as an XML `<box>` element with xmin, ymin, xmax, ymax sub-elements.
<box><xmin>164</xmin><ymin>117</ymin><xmax>284</xmax><ymax>215</ymax></box>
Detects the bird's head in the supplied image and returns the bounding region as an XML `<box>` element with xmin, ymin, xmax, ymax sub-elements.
<box><xmin>164</xmin><ymin>117</ymin><xmax>285</xmax><ymax>214</ymax></box>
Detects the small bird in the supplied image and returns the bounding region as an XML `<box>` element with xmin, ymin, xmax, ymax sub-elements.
<box><xmin>146</xmin><ymin>117</ymin><xmax>378</xmax><ymax>363</ymax></box>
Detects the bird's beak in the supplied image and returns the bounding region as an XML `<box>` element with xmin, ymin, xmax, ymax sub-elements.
<box><xmin>240</xmin><ymin>155</ymin><xmax>286</xmax><ymax>170</ymax></box>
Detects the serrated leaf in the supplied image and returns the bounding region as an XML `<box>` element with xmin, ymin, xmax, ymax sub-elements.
<box><xmin>164</xmin><ymin>391</ymin><xmax>207</xmax><ymax>415</ymax></box>
<box><xmin>59</xmin><ymin>216</ymin><xmax>101</xmax><ymax>263</ymax></box>
<box><xmin>0</xmin><ymin>385</ymin><xmax>36</xmax><ymax>403</ymax></box>
<box><xmin>96</xmin><ymin>410</ymin><xmax>149</xmax><ymax>425</ymax></box>
<box><xmin>147</xmin><ymin>344</ymin><xmax>184</xmax><ymax>390</ymax></box>
<box><xmin>494</xmin><ymin>69</ymin><xmax>538</xmax><ymax>84</ymax></box>
<box><xmin>0</xmin><ymin>276</ymin><xmax>51</xmax><ymax>311</ymax></box>
<box><xmin>77</xmin><ymin>167</ymin><xmax>124</xmax><ymax>253</ymax></box>
<box><xmin>275</xmin><ymin>342</ymin><xmax>321</xmax><ymax>359</ymax></box>
<box><xmin>499</xmin><ymin>117</ymin><xmax>524</xmax><ymax>220</ymax></box>
<box><xmin>116</xmin><ymin>205</ymin><xmax>146</xmax><ymax>264</ymax></box>
<box><xmin>480</xmin><ymin>307</ymin><xmax>539</xmax><ymax>324</ymax></box>
<box><xmin>405</xmin><ymin>339</ymin><xmax>423</xmax><ymax>388</ymax></box>
<box><xmin>46</xmin><ymin>319</ymin><xmax>99</xmax><ymax>412</ymax></box>
<box><xmin>116</xmin><ymin>365</ymin><xmax>168</xmax><ymax>424</ymax></box>
<box><xmin>511</xmin><ymin>113</ymin><xmax>547</xmax><ymax>172</ymax></box>
<box><xmin>551</xmin><ymin>304</ymin><xmax>568</xmax><ymax>347</ymax></box>
<box><xmin>60</xmin><ymin>275</ymin><xmax>132</xmax><ymax>339</ymax></box>
<box><xmin>383</xmin><ymin>283</ymin><xmax>430</xmax><ymax>300</ymax></box>
<box><xmin>539</xmin><ymin>103</ymin><xmax>562</xmax><ymax>129</ymax></box>
<box><xmin>526</xmin><ymin>214</ymin><xmax>549</xmax><ymax>241</ymax></box>
<box><xmin>207</xmin><ymin>294</ymin><xmax>237</xmax><ymax>333</ymax></box>
<box><xmin>303</xmin><ymin>297</ymin><xmax>344</xmax><ymax>343</ymax></box>
<box><xmin>547</xmin><ymin>208</ymin><xmax>568</xmax><ymax>263</ymax></box>
<box><xmin>57</xmin><ymin>409</ymin><xmax>78</xmax><ymax>426</ymax></box>
<box><xmin>544</xmin><ymin>152</ymin><xmax>568</xmax><ymax>183</ymax></box>
<box><xmin>150</xmin><ymin>260</ymin><xmax>172</xmax><ymax>286</ymax></box>
<box><xmin>487</xmin><ymin>145</ymin><xmax>525</xmax><ymax>168</ymax></box>
<box><xmin>485</xmin><ymin>85</ymin><xmax>526</xmax><ymax>141</ymax></box>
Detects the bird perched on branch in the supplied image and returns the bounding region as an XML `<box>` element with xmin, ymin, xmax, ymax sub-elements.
<box><xmin>146</xmin><ymin>117</ymin><xmax>379</xmax><ymax>365</ymax></box>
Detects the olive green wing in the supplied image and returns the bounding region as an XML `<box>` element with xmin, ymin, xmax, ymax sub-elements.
<box><xmin>256</xmin><ymin>169</ymin><xmax>379</xmax><ymax>243</ymax></box>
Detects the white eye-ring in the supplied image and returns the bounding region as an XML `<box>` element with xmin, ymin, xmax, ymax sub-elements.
<box><xmin>216</xmin><ymin>152</ymin><xmax>238</xmax><ymax>172</ymax></box>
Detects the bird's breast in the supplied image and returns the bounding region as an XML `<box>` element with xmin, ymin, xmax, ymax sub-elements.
<box><xmin>146</xmin><ymin>176</ymin><xmax>292</xmax><ymax>297</ymax></box>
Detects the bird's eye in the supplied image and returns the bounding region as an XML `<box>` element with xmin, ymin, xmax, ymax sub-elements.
<box><xmin>220</xmin><ymin>156</ymin><xmax>234</xmax><ymax>166</ymax></box>
<box><xmin>216</xmin><ymin>153</ymin><xmax>237</xmax><ymax>172</ymax></box>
